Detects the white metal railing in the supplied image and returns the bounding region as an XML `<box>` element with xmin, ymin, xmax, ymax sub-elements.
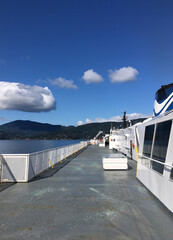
<box><xmin>0</xmin><ymin>155</ymin><xmax>2</xmax><ymax>182</ymax></box>
<box><xmin>138</xmin><ymin>153</ymin><xmax>173</xmax><ymax>169</ymax></box>
<box><xmin>1</xmin><ymin>141</ymin><xmax>87</xmax><ymax>183</ymax></box>
<box><xmin>0</xmin><ymin>155</ymin><xmax>2</xmax><ymax>170</ymax></box>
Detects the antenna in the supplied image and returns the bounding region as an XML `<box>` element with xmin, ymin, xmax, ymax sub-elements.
<box><xmin>122</xmin><ymin>111</ymin><xmax>127</xmax><ymax>129</ymax></box>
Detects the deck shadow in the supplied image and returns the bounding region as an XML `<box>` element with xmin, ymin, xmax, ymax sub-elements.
<box><xmin>0</xmin><ymin>168</ymin><xmax>16</xmax><ymax>192</ymax></box>
<box><xmin>128</xmin><ymin>164</ymin><xmax>133</xmax><ymax>170</ymax></box>
<box><xmin>30</xmin><ymin>147</ymin><xmax>87</xmax><ymax>182</ymax></box>
<box><xmin>0</xmin><ymin>182</ymin><xmax>16</xmax><ymax>192</ymax></box>
<box><xmin>103</xmin><ymin>164</ymin><xmax>132</xmax><ymax>172</ymax></box>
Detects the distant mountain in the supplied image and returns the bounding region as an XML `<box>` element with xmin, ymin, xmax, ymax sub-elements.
<box><xmin>0</xmin><ymin>118</ymin><xmax>146</xmax><ymax>140</ymax></box>
<box><xmin>42</xmin><ymin>118</ymin><xmax>146</xmax><ymax>140</ymax></box>
<box><xmin>0</xmin><ymin>120</ymin><xmax>74</xmax><ymax>139</ymax></box>
<box><xmin>0</xmin><ymin>130</ymin><xmax>14</xmax><ymax>140</ymax></box>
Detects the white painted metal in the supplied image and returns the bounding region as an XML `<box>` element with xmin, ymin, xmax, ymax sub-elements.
<box><xmin>90</xmin><ymin>131</ymin><xmax>103</xmax><ymax>145</ymax></box>
<box><xmin>102</xmin><ymin>153</ymin><xmax>128</xmax><ymax>170</ymax></box>
<box><xmin>109</xmin><ymin>121</ymin><xmax>143</xmax><ymax>162</ymax></box>
<box><xmin>109</xmin><ymin>108</ymin><xmax>173</xmax><ymax>212</ymax></box>
<box><xmin>0</xmin><ymin>155</ymin><xmax>2</xmax><ymax>170</ymax></box>
<box><xmin>109</xmin><ymin>128</ymin><xmax>117</xmax><ymax>149</ymax></box>
<box><xmin>121</xmin><ymin>123</ymin><xmax>142</xmax><ymax>161</ymax></box>
<box><xmin>99</xmin><ymin>142</ymin><xmax>105</xmax><ymax>147</ymax></box>
<box><xmin>94</xmin><ymin>131</ymin><xmax>103</xmax><ymax>140</ymax></box>
<box><xmin>90</xmin><ymin>139</ymin><xmax>99</xmax><ymax>145</ymax></box>
<box><xmin>154</xmin><ymin>90</ymin><xmax>173</xmax><ymax>116</ymax></box>
<box><xmin>136</xmin><ymin>111</ymin><xmax>173</xmax><ymax>213</ymax></box>
<box><xmin>1</xmin><ymin>141</ymin><xmax>87</xmax><ymax>183</ymax></box>
<box><xmin>1</xmin><ymin>154</ymin><xmax>29</xmax><ymax>182</ymax></box>
<box><xmin>109</xmin><ymin>128</ymin><xmax>125</xmax><ymax>151</ymax></box>
<box><xmin>99</xmin><ymin>138</ymin><xmax>105</xmax><ymax>147</ymax></box>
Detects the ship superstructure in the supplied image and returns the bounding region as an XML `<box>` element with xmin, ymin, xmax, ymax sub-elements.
<box><xmin>109</xmin><ymin>83</ymin><xmax>173</xmax><ymax>212</ymax></box>
<box><xmin>154</xmin><ymin>83</ymin><xmax>173</xmax><ymax>116</ymax></box>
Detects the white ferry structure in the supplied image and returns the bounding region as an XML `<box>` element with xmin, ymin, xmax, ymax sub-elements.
<box><xmin>0</xmin><ymin>84</ymin><xmax>173</xmax><ymax>240</ymax></box>
<box><xmin>109</xmin><ymin>83</ymin><xmax>173</xmax><ymax>213</ymax></box>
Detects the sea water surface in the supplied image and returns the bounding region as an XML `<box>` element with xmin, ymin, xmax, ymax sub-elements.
<box><xmin>0</xmin><ymin>140</ymin><xmax>82</xmax><ymax>154</ymax></box>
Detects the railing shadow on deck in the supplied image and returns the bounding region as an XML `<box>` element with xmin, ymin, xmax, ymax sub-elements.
<box><xmin>0</xmin><ymin>182</ymin><xmax>16</xmax><ymax>192</ymax></box>
<box><xmin>30</xmin><ymin>147</ymin><xmax>87</xmax><ymax>182</ymax></box>
<box><xmin>112</xmin><ymin>149</ymin><xmax>134</xmax><ymax>171</ymax></box>
<box><xmin>128</xmin><ymin>164</ymin><xmax>133</xmax><ymax>170</ymax></box>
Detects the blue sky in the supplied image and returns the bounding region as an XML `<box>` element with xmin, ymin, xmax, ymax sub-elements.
<box><xmin>0</xmin><ymin>0</ymin><xmax>173</xmax><ymax>126</ymax></box>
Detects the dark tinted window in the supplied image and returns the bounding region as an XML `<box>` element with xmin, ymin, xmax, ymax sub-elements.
<box><xmin>143</xmin><ymin>125</ymin><xmax>155</xmax><ymax>157</ymax></box>
<box><xmin>152</xmin><ymin>120</ymin><xmax>172</xmax><ymax>174</ymax></box>
<box><xmin>170</xmin><ymin>168</ymin><xmax>173</xmax><ymax>180</ymax></box>
<box><xmin>165</xmin><ymin>86</ymin><xmax>173</xmax><ymax>98</ymax></box>
<box><xmin>155</xmin><ymin>89</ymin><xmax>166</xmax><ymax>102</ymax></box>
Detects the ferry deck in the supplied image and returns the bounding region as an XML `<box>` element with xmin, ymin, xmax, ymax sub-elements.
<box><xmin>0</xmin><ymin>145</ymin><xmax>173</xmax><ymax>240</ymax></box>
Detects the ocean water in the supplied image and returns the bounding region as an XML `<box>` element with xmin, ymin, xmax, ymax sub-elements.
<box><xmin>0</xmin><ymin>140</ymin><xmax>82</xmax><ymax>154</ymax></box>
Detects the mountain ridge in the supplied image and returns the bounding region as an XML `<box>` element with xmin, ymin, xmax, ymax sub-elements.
<box><xmin>0</xmin><ymin>118</ymin><xmax>146</xmax><ymax>140</ymax></box>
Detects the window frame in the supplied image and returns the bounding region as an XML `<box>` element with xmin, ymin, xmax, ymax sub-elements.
<box><xmin>170</xmin><ymin>168</ymin><xmax>173</xmax><ymax>180</ymax></box>
<box><xmin>143</xmin><ymin>124</ymin><xmax>155</xmax><ymax>158</ymax></box>
<box><xmin>151</xmin><ymin>120</ymin><xmax>172</xmax><ymax>175</ymax></box>
<box><xmin>142</xmin><ymin>120</ymin><xmax>172</xmax><ymax>176</ymax></box>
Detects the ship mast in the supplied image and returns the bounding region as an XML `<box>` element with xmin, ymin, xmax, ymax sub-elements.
<box><xmin>122</xmin><ymin>111</ymin><xmax>127</xmax><ymax>129</ymax></box>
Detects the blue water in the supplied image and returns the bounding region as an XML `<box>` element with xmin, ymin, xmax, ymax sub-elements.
<box><xmin>0</xmin><ymin>140</ymin><xmax>82</xmax><ymax>154</ymax></box>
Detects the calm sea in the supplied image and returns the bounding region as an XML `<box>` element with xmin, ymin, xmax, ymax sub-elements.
<box><xmin>0</xmin><ymin>140</ymin><xmax>82</xmax><ymax>154</ymax></box>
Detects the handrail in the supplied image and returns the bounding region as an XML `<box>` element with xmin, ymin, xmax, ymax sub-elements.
<box><xmin>29</xmin><ymin>141</ymin><xmax>86</xmax><ymax>155</ymax></box>
<box><xmin>138</xmin><ymin>153</ymin><xmax>173</xmax><ymax>168</ymax></box>
<box><xmin>1</xmin><ymin>141</ymin><xmax>86</xmax><ymax>156</ymax></box>
<box><xmin>0</xmin><ymin>155</ymin><xmax>2</xmax><ymax>170</ymax></box>
<box><xmin>1</xmin><ymin>141</ymin><xmax>87</xmax><ymax>182</ymax></box>
<box><xmin>124</xmin><ymin>146</ymin><xmax>130</xmax><ymax>150</ymax></box>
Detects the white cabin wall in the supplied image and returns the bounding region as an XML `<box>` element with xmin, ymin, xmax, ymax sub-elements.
<box><xmin>131</xmin><ymin>127</ymin><xmax>137</xmax><ymax>161</ymax></box>
<box><xmin>109</xmin><ymin>135</ymin><xmax>116</xmax><ymax>149</ymax></box>
<box><xmin>136</xmin><ymin>113</ymin><xmax>173</xmax><ymax>212</ymax></box>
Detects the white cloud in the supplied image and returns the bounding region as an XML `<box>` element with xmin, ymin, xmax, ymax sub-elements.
<box><xmin>126</xmin><ymin>113</ymin><xmax>152</xmax><ymax>120</ymax></box>
<box><xmin>49</xmin><ymin>77</ymin><xmax>78</xmax><ymax>89</ymax></box>
<box><xmin>0</xmin><ymin>81</ymin><xmax>56</xmax><ymax>112</ymax></box>
<box><xmin>77</xmin><ymin>120</ymin><xmax>84</xmax><ymax>126</ymax></box>
<box><xmin>86</xmin><ymin>118</ymin><xmax>92</xmax><ymax>123</ymax></box>
<box><xmin>77</xmin><ymin>113</ymin><xmax>152</xmax><ymax>126</ymax></box>
<box><xmin>82</xmin><ymin>69</ymin><xmax>104</xmax><ymax>84</ymax></box>
<box><xmin>109</xmin><ymin>66</ymin><xmax>138</xmax><ymax>83</ymax></box>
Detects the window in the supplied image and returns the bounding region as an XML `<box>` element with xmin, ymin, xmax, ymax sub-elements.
<box><xmin>143</xmin><ymin>125</ymin><xmax>155</xmax><ymax>158</ymax></box>
<box><xmin>170</xmin><ymin>168</ymin><xmax>173</xmax><ymax>180</ymax></box>
<box><xmin>165</xmin><ymin>86</ymin><xmax>173</xmax><ymax>98</ymax></box>
<box><xmin>152</xmin><ymin>120</ymin><xmax>172</xmax><ymax>174</ymax></box>
<box><xmin>155</xmin><ymin>89</ymin><xmax>166</xmax><ymax>102</ymax></box>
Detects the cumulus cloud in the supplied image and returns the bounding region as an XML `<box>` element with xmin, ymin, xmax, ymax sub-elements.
<box><xmin>126</xmin><ymin>113</ymin><xmax>152</xmax><ymax>119</ymax></box>
<box><xmin>49</xmin><ymin>77</ymin><xmax>78</xmax><ymax>89</ymax></box>
<box><xmin>77</xmin><ymin>113</ymin><xmax>152</xmax><ymax>126</ymax></box>
<box><xmin>109</xmin><ymin>66</ymin><xmax>138</xmax><ymax>83</ymax></box>
<box><xmin>77</xmin><ymin>120</ymin><xmax>84</xmax><ymax>126</ymax></box>
<box><xmin>0</xmin><ymin>81</ymin><xmax>56</xmax><ymax>112</ymax></box>
<box><xmin>82</xmin><ymin>69</ymin><xmax>104</xmax><ymax>84</ymax></box>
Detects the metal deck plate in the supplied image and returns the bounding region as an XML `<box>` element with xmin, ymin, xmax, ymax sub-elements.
<box><xmin>0</xmin><ymin>145</ymin><xmax>173</xmax><ymax>240</ymax></box>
